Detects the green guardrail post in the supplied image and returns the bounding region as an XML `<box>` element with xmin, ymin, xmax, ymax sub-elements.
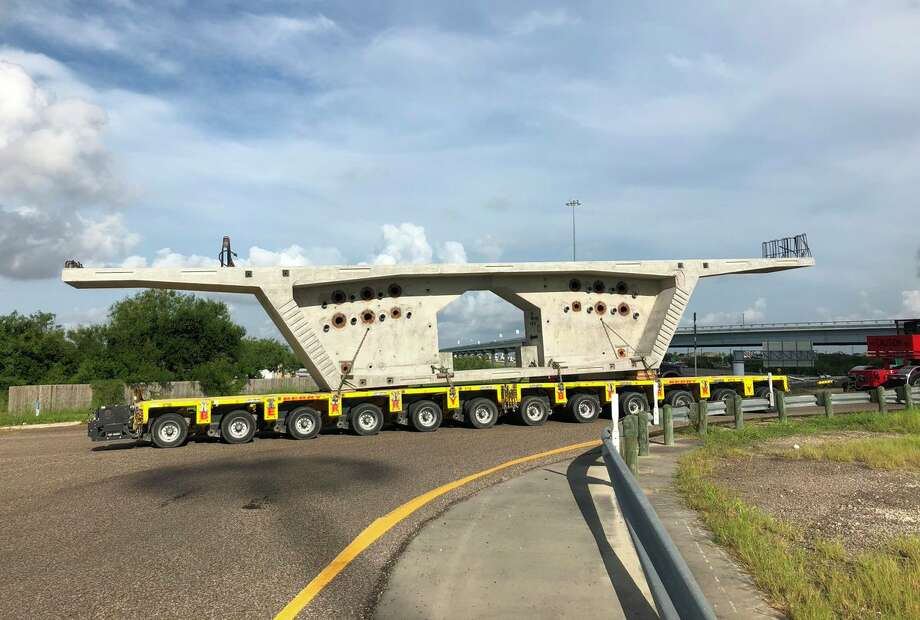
<box><xmin>662</xmin><ymin>404</ymin><xmax>674</xmax><ymax>446</ymax></box>
<box><xmin>733</xmin><ymin>394</ymin><xmax>744</xmax><ymax>430</ymax></box>
<box><xmin>623</xmin><ymin>414</ymin><xmax>639</xmax><ymax>475</ymax></box>
<box><xmin>775</xmin><ymin>390</ymin><xmax>787</xmax><ymax>423</ymax></box>
<box><xmin>822</xmin><ymin>390</ymin><xmax>834</xmax><ymax>417</ymax></box>
<box><xmin>697</xmin><ymin>400</ymin><xmax>708</xmax><ymax>437</ymax></box>
<box><xmin>875</xmin><ymin>386</ymin><xmax>887</xmax><ymax>414</ymax></box>
<box><xmin>638</xmin><ymin>410</ymin><xmax>649</xmax><ymax>456</ymax></box>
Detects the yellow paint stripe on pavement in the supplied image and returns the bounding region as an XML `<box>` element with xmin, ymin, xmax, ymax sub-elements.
<box><xmin>274</xmin><ymin>438</ymin><xmax>602</xmax><ymax>620</ymax></box>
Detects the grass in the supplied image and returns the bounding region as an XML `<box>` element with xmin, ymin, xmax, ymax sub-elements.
<box><xmin>0</xmin><ymin>408</ymin><xmax>92</xmax><ymax>427</ymax></box>
<box><xmin>774</xmin><ymin>435</ymin><xmax>920</xmax><ymax>471</ymax></box>
<box><xmin>676</xmin><ymin>408</ymin><xmax>920</xmax><ymax>619</ymax></box>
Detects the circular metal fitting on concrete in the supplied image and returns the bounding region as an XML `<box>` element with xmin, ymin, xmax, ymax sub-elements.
<box><xmin>390</xmin><ymin>307</ymin><xmax>402</xmax><ymax>319</ymax></box>
<box><xmin>360</xmin><ymin>286</ymin><xmax>375</xmax><ymax>301</ymax></box>
<box><xmin>332</xmin><ymin>313</ymin><xmax>347</xmax><ymax>328</ymax></box>
<box><xmin>571</xmin><ymin>301</ymin><xmax>582</xmax><ymax>312</ymax></box>
<box><xmin>361</xmin><ymin>309</ymin><xmax>375</xmax><ymax>324</ymax></box>
<box><xmin>618</xmin><ymin>303</ymin><xmax>630</xmax><ymax>316</ymax></box>
<box><xmin>594</xmin><ymin>301</ymin><xmax>607</xmax><ymax>314</ymax></box>
<box><xmin>388</xmin><ymin>283</ymin><xmax>403</xmax><ymax>298</ymax></box>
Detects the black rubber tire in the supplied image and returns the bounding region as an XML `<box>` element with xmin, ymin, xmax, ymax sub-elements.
<box><xmin>665</xmin><ymin>389</ymin><xmax>694</xmax><ymax>408</ymax></box>
<box><xmin>409</xmin><ymin>400</ymin><xmax>442</xmax><ymax>432</ymax></box>
<box><xmin>620</xmin><ymin>392</ymin><xmax>649</xmax><ymax>416</ymax></box>
<box><xmin>568</xmin><ymin>393</ymin><xmax>601</xmax><ymax>423</ymax></box>
<box><xmin>151</xmin><ymin>413</ymin><xmax>188</xmax><ymax>449</ymax></box>
<box><xmin>711</xmin><ymin>388</ymin><xmax>737</xmax><ymax>404</ymax></box>
<box><xmin>350</xmin><ymin>403</ymin><xmax>384</xmax><ymax>436</ymax></box>
<box><xmin>286</xmin><ymin>407</ymin><xmax>322</xmax><ymax>440</ymax></box>
<box><xmin>466</xmin><ymin>397</ymin><xmax>498</xmax><ymax>429</ymax></box>
<box><xmin>753</xmin><ymin>386</ymin><xmax>772</xmax><ymax>400</ymax></box>
<box><xmin>517</xmin><ymin>395</ymin><xmax>551</xmax><ymax>426</ymax></box>
<box><xmin>220</xmin><ymin>410</ymin><xmax>256</xmax><ymax>444</ymax></box>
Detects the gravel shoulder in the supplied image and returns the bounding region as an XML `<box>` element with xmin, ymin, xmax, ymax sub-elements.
<box><xmin>709</xmin><ymin>432</ymin><xmax>920</xmax><ymax>553</ymax></box>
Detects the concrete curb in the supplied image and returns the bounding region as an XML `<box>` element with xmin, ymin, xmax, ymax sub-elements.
<box><xmin>0</xmin><ymin>420</ymin><xmax>83</xmax><ymax>432</ymax></box>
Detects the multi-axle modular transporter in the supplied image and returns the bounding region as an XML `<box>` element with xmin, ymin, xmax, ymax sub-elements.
<box><xmin>65</xmin><ymin>234</ymin><xmax>813</xmax><ymax>448</ymax></box>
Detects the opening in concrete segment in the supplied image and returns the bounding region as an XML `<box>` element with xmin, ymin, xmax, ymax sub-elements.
<box><xmin>437</xmin><ymin>291</ymin><xmax>525</xmax><ymax>364</ymax></box>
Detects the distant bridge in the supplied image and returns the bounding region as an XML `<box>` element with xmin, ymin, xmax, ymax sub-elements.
<box><xmin>441</xmin><ymin>319</ymin><xmax>902</xmax><ymax>358</ymax></box>
<box><xmin>670</xmin><ymin>319</ymin><xmax>898</xmax><ymax>348</ymax></box>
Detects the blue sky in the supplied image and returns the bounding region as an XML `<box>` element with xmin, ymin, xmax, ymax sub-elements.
<box><xmin>1</xmin><ymin>1</ymin><xmax>918</xmax><ymax>345</ymax></box>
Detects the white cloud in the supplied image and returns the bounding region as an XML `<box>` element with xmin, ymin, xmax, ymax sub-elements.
<box><xmin>121</xmin><ymin>248</ymin><xmax>214</xmax><ymax>268</ymax></box>
<box><xmin>903</xmin><ymin>290</ymin><xmax>920</xmax><ymax>315</ymax></box>
<box><xmin>509</xmin><ymin>9</ymin><xmax>580</xmax><ymax>36</ymax></box>
<box><xmin>0</xmin><ymin>60</ymin><xmax>132</xmax><ymax>278</ymax></box>
<box><xmin>438</xmin><ymin>291</ymin><xmax>523</xmax><ymax>346</ymax></box>
<box><xmin>243</xmin><ymin>244</ymin><xmax>345</xmax><ymax>267</ymax></box>
<box><xmin>695</xmin><ymin>298</ymin><xmax>767</xmax><ymax>326</ymax></box>
<box><xmin>371</xmin><ymin>223</ymin><xmax>468</xmax><ymax>266</ymax></box>
<box><xmin>437</xmin><ymin>241</ymin><xmax>467</xmax><ymax>264</ymax></box>
<box><xmin>120</xmin><ymin>224</ymin><xmax>463</xmax><ymax>269</ymax></box>
<box><xmin>666</xmin><ymin>53</ymin><xmax>738</xmax><ymax>80</ymax></box>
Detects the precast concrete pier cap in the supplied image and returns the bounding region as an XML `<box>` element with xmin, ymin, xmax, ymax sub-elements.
<box><xmin>62</xmin><ymin>237</ymin><xmax>813</xmax><ymax>391</ymax></box>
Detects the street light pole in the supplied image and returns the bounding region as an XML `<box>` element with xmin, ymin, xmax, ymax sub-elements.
<box><xmin>566</xmin><ymin>199</ymin><xmax>581</xmax><ymax>261</ymax></box>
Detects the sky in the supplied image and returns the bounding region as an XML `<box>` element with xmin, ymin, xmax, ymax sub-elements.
<box><xmin>1</xmin><ymin>0</ymin><xmax>919</xmax><ymax>347</ymax></box>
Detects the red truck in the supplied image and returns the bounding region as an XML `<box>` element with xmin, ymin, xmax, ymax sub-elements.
<box><xmin>848</xmin><ymin>320</ymin><xmax>920</xmax><ymax>390</ymax></box>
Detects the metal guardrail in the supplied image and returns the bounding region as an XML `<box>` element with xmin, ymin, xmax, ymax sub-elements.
<box><xmin>664</xmin><ymin>387</ymin><xmax>919</xmax><ymax>420</ymax></box>
<box><xmin>600</xmin><ymin>428</ymin><xmax>716</xmax><ymax>620</ymax></box>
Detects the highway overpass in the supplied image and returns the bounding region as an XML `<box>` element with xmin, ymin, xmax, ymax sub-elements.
<box><xmin>670</xmin><ymin>319</ymin><xmax>898</xmax><ymax>348</ymax></box>
<box><xmin>441</xmin><ymin>319</ymin><xmax>902</xmax><ymax>357</ymax></box>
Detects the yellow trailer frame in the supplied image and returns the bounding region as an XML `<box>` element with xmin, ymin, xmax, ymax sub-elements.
<box><xmin>134</xmin><ymin>374</ymin><xmax>788</xmax><ymax>430</ymax></box>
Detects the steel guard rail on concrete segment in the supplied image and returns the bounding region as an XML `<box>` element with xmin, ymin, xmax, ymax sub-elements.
<box><xmin>600</xmin><ymin>428</ymin><xmax>716</xmax><ymax>620</ymax></box>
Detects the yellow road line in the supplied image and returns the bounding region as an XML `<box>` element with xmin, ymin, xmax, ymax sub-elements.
<box><xmin>274</xmin><ymin>438</ymin><xmax>602</xmax><ymax>620</ymax></box>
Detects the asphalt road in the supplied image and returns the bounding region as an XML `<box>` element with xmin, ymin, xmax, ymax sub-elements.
<box><xmin>0</xmin><ymin>417</ymin><xmax>609</xmax><ymax>619</ymax></box>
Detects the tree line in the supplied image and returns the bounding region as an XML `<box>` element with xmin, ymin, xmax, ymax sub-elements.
<box><xmin>0</xmin><ymin>290</ymin><xmax>301</xmax><ymax>397</ymax></box>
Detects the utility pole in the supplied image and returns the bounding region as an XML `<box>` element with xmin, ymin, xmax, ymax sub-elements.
<box><xmin>566</xmin><ymin>200</ymin><xmax>581</xmax><ymax>261</ymax></box>
<box><xmin>693</xmin><ymin>311</ymin><xmax>698</xmax><ymax>377</ymax></box>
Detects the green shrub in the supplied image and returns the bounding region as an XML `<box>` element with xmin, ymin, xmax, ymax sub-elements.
<box><xmin>90</xmin><ymin>380</ymin><xmax>127</xmax><ymax>408</ymax></box>
<box><xmin>194</xmin><ymin>358</ymin><xmax>247</xmax><ymax>396</ymax></box>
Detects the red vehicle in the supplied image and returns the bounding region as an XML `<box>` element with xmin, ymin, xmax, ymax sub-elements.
<box><xmin>848</xmin><ymin>320</ymin><xmax>920</xmax><ymax>390</ymax></box>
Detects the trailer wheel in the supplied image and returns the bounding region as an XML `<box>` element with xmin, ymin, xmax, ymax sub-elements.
<box><xmin>517</xmin><ymin>395</ymin><xmax>550</xmax><ymax>426</ymax></box>
<box><xmin>151</xmin><ymin>413</ymin><xmax>187</xmax><ymax>449</ymax></box>
<box><xmin>568</xmin><ymin>393</ymin><xmax>601</xmax><ymax>423</ymax></box>
<box><xmin>711</xmin><ymin>388</ymin><xmax>736</xmax><ymax>404</ymax></box>
<box><xmin>620</xmin><ymin>392</ymin><xmax>649</xmax><ymax>416</ymax></box>
<box><xmin>221</xmin><ymin>410</ymin><xmax>256</xmax><ymax>444</ymax></box>
<box><xmin>350</xmin><ymin>403</ymin><xmax>384</xmax><ymax>436</ymax></box>
<box><xmin>665</xmin><ymin>390</ymin><xmax>694</xmax><ymax>408</ymax></box>
<box><xmin>409</xmin><ymin>400</ymin><xmax>442</xmax><ymax>432</ymax></box>
<box><xmin>466</xmin><ymin>398</ymin><xmax>498</xmax><ymax>429</ymax></box>
<box><xmin>286</xmin><ymin>407</ymin><xmax>321</xmax><ymax>440</ymax></box>
<box><xmin>754</xmin><ymin>386</ymin><xmax>772</xmax><ymax>400</ymax></box>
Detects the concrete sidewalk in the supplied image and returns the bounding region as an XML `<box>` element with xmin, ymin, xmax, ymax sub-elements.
<box><xmin>375</xmin><ymin>440</ymin><xmax>779</xmax><ymax>619</ymax></box>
